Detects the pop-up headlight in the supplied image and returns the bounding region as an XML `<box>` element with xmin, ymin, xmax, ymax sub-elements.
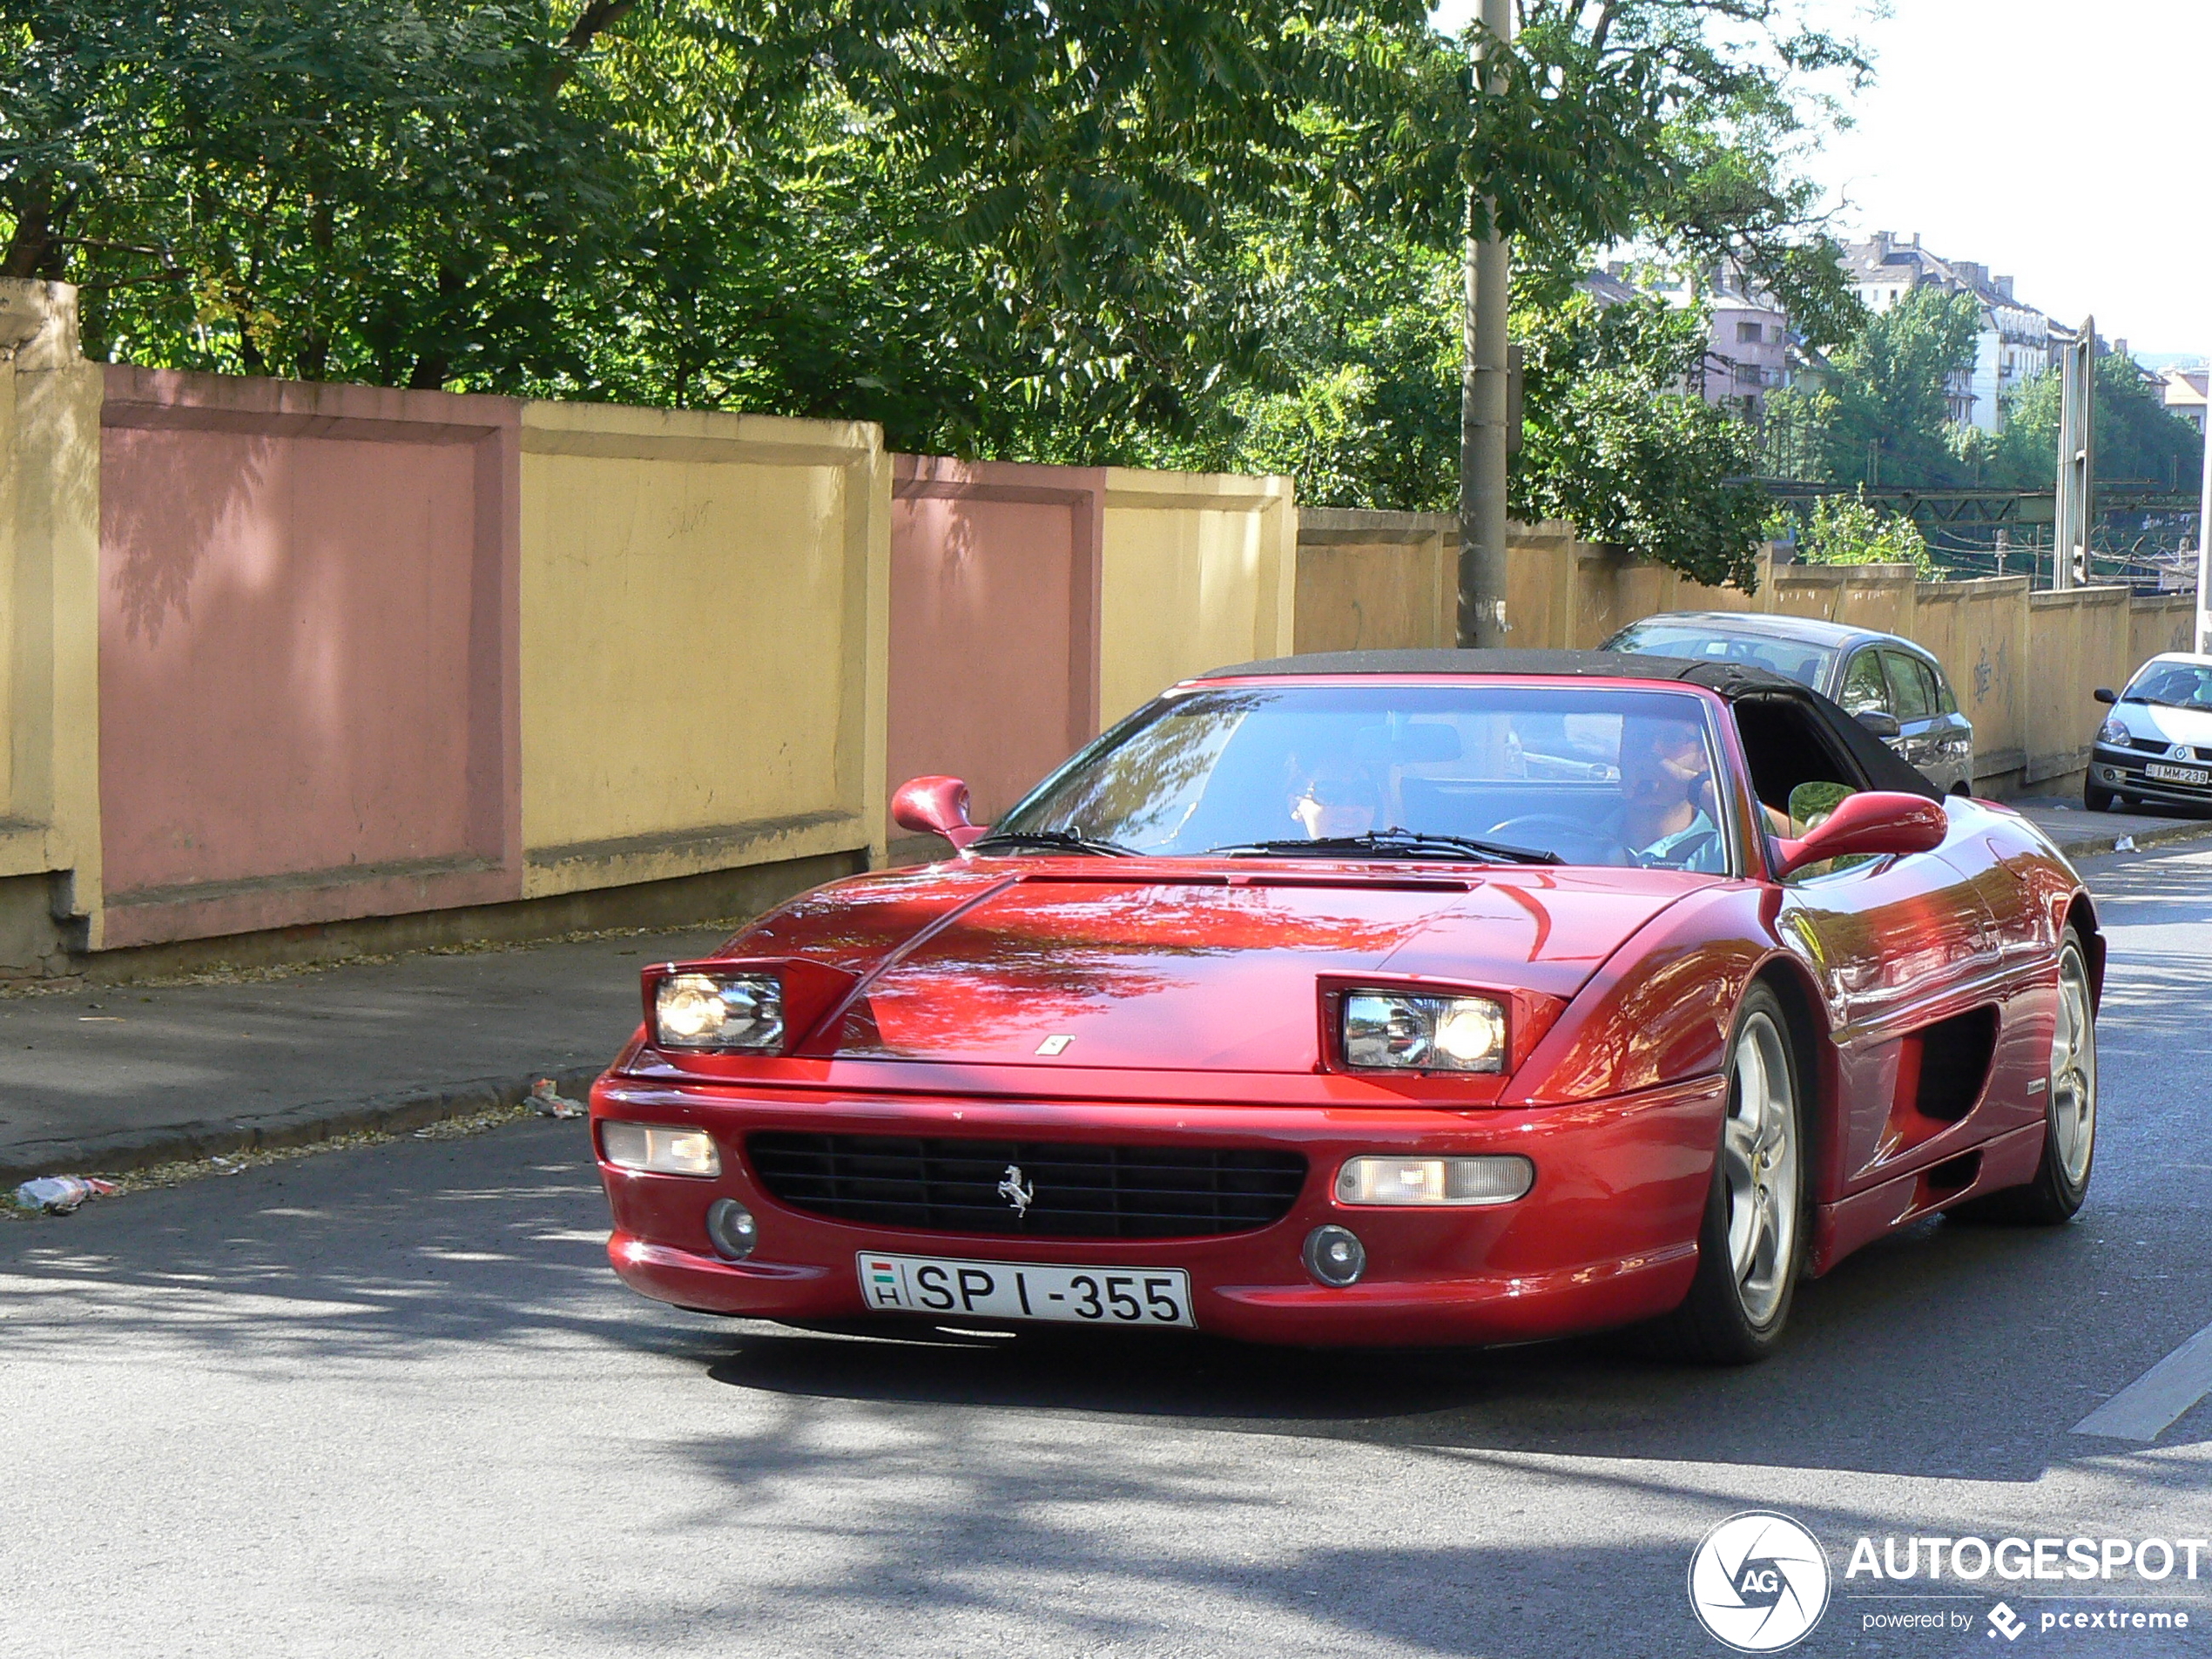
<box><xmin>1342</xmin><ymin>990</ymin><xmax>1507</xmax><ymax>1073</ymax></box>
<box><xmin>653</xmin><ymin>971</ymin><xmax>784</xmax><ymax>1052</ymax></box>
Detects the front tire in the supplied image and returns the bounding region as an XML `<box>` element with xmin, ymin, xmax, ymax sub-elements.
<box><xmin>2085</xmin><ymin>779</ymin><xmax>2114</xmax><ymax>812</ymax></box>
<box><xmin>1652</xmin><ymin>984</ymin><xmax>1808</xmax><ymax>1365</ymax></box>
<box><xmin>1954</xmin><ymin>929</ymin><xmax>2097</xmax><ymax>1224</ymax></box>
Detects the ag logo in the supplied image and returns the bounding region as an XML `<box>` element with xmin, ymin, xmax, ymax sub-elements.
<box><xmin>1688</xmin><ymin>1511</ymin><xmax>1831</xmax><ymax>1652</ymax></box>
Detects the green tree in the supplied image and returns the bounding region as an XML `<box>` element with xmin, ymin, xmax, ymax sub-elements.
<box><xmin>1820</xmin><ymin>287</ymin><xmax>1980</xmax><ymax>488</ymax></box>
<box><xmin>3</xmin><ymin>0</ymin><xmax>630</xmax><ymax>387</ymax></box>
<box><xmin>3</xmin><ymin>0</ymin><xmax>1867</xmax><ymax>594</ymax></box>
<box><xmin>1512</xmin><ymin>290</ymin><xmax>1768</xmax><ymax>588</ymax></box>
<box><xmin>1991</xmin><ymin>351</ymin><xmax>2206</xmax><ymax>490</ymax></box>
<box><xmin>1770</xmin><ymin>490</ymin><xmax>1933</xmax><ymax>575</ymax></box>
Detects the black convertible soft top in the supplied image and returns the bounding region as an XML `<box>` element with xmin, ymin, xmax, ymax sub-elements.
<box><xmin>1198</xmin><ymin>647</ymin><xmax>1941</xmax><ymax>801</ymax></box>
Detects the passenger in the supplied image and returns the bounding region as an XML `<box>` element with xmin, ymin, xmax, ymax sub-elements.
<box><xmin>1288</xmin><ymin>759</ymin><xmax>1382</xmax><ymax>840</ymax></box>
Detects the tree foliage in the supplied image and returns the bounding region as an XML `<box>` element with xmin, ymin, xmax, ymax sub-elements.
<box><xmin>1514</xmin><ymin>291</ymin><xmax>1767</xmax><ymax>588</ymax></box>
<box><xmin>1769</xmin><ymin>490</ymin><xmax>1932</xmax><ymax>575</ymax></box>
<box><xmin>1991</xmin><ymin>352</ymin><xmax>2205</xmax><ymax>491</ymax></box>
<box><xmin>3</xmin><ymin>0</ymin><xmax>1866</xmax><ymax>585</ymax></box>
<box><xmin>1818</xmin><ymin>287</ymin><xmax>1980</xmax><ymax>488</ymax></box>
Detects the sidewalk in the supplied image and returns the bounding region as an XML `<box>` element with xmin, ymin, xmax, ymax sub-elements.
<box><xmin>4</xmin><ymin>799</ymin><xmax>2209</xmax><ymax>1188</ymax></box>
<box><xmin>0</xmin><ymin>925</ymin><xmax>731</xmax><ymax>1186</ymax></box>
<box><xmin>2012</xmin><ymin>796</ymin><xmax>2212</xmax><ymax>861</ymax></box>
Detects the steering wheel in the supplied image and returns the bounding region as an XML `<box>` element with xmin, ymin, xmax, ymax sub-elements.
<box><xmin>1485</xmin><ymin>813</ymin><xmax>1636</xmax><ymax>867</ymax></box>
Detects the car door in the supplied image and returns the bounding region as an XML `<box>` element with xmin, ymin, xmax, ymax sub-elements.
<box><xmin>1882</xmin><ymin>649</ymin><xmax>1973</xmax><ymax>792</ymax></box>
<box><xmin>1836</xmin><ymin>647</ymin><xmax>1892</xmax><ymax>730</ymax></box>
<box><xmin>1777</xmin><ymin>805</ymin><xmax>2001</xmax><ymax>1185</ymax></box>
<box><xmin>1919</xmin><ymin>656</ymin><xmax>1976</xmax><ymax>793</ymax></box>
<box><xmin>1879</xmin><ymin>649</ymin><xmax>1948</xmax><ymax>786</ymax></box>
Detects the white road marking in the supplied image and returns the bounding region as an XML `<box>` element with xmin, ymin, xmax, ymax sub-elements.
<box><xmin>2073</xmin><ymin>1320</ymin><xmax>2212</xmax><ymax>1441</ymax></box>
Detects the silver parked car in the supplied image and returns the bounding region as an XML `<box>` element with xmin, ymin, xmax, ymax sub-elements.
<box><xmin>2087</xmin><ymin>651</ymin><xmax>2212</xmax><ymax>813</ymax></box>
<box><xmin>1602</xmin><ymin>610</ymin><xmax>1976</xmax><ymax>794</ymax></box>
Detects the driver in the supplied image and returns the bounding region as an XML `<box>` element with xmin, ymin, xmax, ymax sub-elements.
<box><xmin>1608</xmin><ymin>715</ymin><xmax>1722</xmax><ymax>867</ymax></box>
<box><xmin>1288</xmin><ymin>759</ymin><xmax>1382</xmax><ymax>840</ymax></box>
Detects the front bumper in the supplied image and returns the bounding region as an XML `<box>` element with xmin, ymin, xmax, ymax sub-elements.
<box><xmin>591</xmin><ymin>1073</ymin><xmax>1723</xmax><ymax>1348</ymax></box>
<box><xmin>2092</xmin><ymin>742</ymin><xmax>2212</xmax><ymax>808</ymax></box>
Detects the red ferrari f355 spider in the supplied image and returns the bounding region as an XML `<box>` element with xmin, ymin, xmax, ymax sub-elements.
<box><xmin>592</xmin><ymin>651</ymin><xmax>2100</xmax><ymax>1362</ymax></box>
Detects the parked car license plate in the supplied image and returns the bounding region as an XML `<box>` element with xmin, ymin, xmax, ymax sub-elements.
<box><xmin>857</xmin><ymin>1252</ymin><xmax>1195</xmax><ymax>1327</ymax></box>
<box><xmin>2147</xmin><ymin>763</ymin><xmax>2209</xmax><ymax>786</ymax></box>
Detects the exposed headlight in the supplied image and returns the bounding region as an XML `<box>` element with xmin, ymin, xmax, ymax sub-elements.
<box><xmin>1336</xmin><ymin>1155</ymin><xmax>1534</xmax><ymax>1206</ymax></box>
<box><xmin>599</xmin><ymin>1121</ymin><xmax>722</xmax><ymax>1177</ymax></box>
<box><xmin>1342</xmin><ymin>991</ymin><xmax>1507</xmax><ymax>1073</ymax></box>
<box><xmin>2097</xmin><ymin>718</ymin><xmax>2129</xmax><ymax>745</ymax></box>
<box><xmin>653</xmin><ymin>971</ymin><xmax>784</xmax><ymax>1051</ymax></box>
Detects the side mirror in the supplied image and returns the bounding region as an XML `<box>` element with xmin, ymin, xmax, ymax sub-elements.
<box><xmin>1771</xmin><ymin>790</ymin><xmax>1947</xmax><ymax>879</ymax></box>
<box><xmin>1853</xmin><ymin>708</ymin><xmax>1903</xmax><ymax>739</ymax></box>
<box><xmin>891</xmin><ymin>775</ymin><xmax>988</xmax><ymax>852</ymax></box>
<box><xmin>2093</xmin><ymin>687</ymin><xmax>2118</xmax><ymax>705</ymax></box>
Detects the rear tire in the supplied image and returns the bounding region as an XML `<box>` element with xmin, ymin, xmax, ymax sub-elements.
<box><xmin>2085</xmin><ymin>779</ymin><xmax>2114</xmax><ymax>812</ymax></box>
<box><xmin>1649</xmin><ymin>984</ymin><xmax>1808</xmax><ymax>1365</ymax></box>
<box><xmin>1952</xmin><ymin>929</ymin><xmax>2096</xmax><ymax>1225</ymax></box>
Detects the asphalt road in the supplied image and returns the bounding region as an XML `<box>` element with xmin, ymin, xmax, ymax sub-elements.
<box><xmin>4</xmin><ymin>847</ymin><xmax>2212</xmax><ymax>1657</ymax></box>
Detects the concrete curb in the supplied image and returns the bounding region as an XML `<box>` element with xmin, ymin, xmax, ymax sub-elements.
<box><xmin>0</xmin><ymin>1062</ymin><xmax>605</xmax><ymax>1187</ymax></box>
<box><xmin>2042</xmin><ymin>817</ymin><xmax>2212</xmax><ymax>863</ymax></box>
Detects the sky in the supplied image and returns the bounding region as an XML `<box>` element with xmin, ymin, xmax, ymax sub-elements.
<box><xmin>1429</xmin><ymin>1</ymin><xmax>2211</xmax><ymax>360</ymax></box>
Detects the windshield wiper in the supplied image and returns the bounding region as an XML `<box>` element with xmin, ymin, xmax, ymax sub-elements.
<box><xmin>1206</xmin><ymin>828</ymin><xmax>1561</xmax><ymax>866</ymax></box>
<box><xmin>967</xmin><ymin>826</ymin><xmax>1136</xmax><ymax>857</ymax></box>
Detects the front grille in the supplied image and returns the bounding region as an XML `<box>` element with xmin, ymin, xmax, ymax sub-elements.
<box><xmin>2127</xmin><ymin>736</ymin><xmax>2203</xmax><ymax>759</ymax></box>
<box><xmin>747</xmin><ymin>1131</ymin><xmax>1308</xmax><ymax>1239</ymax></box>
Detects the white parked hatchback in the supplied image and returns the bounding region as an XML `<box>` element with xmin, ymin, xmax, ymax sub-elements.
<box><xmin>2088</xmin><ymin>651</ymin><xmax>2212</xmax><ymax>813</ymax></box>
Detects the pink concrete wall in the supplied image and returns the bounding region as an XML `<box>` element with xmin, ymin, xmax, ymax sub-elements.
<box><xmin>888</xmin><ymin>456</ymin><xmax>1106</xmax><ymax>833</ymax></box>
<box><xmin>98</xmin><ymin>368</ymin><xmax>521</xmax><ymax>947</ymax></box>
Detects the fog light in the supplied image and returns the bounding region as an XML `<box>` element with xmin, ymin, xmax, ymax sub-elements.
<box><xmin>1335</xmin><ymin>1155</ymin><xmax>1534</xmax><ymax>1206</ymax></box>
<box><xmin>1303</xmin><ymin>1224</ymin><xmax>1366</xmax><ymax>1287</ymax></box>
<box><xmin>705</xmin><ymin>1198</ymin><xmax>758</xmax><ymax>1261</ymax></box>
<box><xmin>599</xmin><ymin>1120</ymin><xmax>721</xmax><ymax>1177</ymax></box>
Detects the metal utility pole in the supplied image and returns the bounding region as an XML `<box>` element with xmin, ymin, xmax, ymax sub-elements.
<box><xmin>1455</xmin><ymin>0</ymin><xmax>1512</xmax><ymax>649</ymax></box>
<box><xmin>2054</xmin><ymin>318</ymin><xmax>2095</xmax><ymax>590</ymax></box>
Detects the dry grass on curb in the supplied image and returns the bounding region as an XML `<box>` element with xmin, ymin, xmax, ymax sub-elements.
<box><xmin>1</xmin><ymin>915</ymin><xmax>750</xmax><ymax>1000</ymax></box>
<box><xmin>3</xmin><ymin>1098</ymin><xmax>562</xmax><ymax>1221</ymax></box>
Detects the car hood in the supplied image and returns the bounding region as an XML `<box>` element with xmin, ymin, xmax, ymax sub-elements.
<box><xmin>2114</xmin><ymin>700</ymin><xmax>2212</xmax><ymax>751</ymax></box>
<box><xmin>731</xmin><ymin>860</ymin><xmax>1714</xmax><ymax>1071</ymax></box>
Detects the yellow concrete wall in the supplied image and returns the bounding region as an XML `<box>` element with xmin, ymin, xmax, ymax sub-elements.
<box><xmin>1376</xmin><ymin>519</ymin><xmax>2188</xmax><ymax>795</ymax></box>
<box><xmin>1293</xmin><ymin>509</ymin><xmax>1453</xmax><ymax>652</ymax></box>
<box><xmin>0</xmin><ymin>281</ymin><xmax>103</xmax><ymax>935</ymax></box>
<box><xmin>1099</xmin><ymin>469</ymin><xmax>1295</xmax><ymax>723</ymax></box>
<box><xmin>518</xmin><ymin>401</ymin><xmax>889</xmax><ymax>897</ymax></box>
<box><xmin>1908</xmin><ymin>578</ymin><xmax>2029</xmax><ymax>779</ymax></box>
<box><xmin>2129</xmin><ymin>593</ymin><xmax>2198</xmax><ymax>671</ymax></box>
<box><xmin>2025</xmin><ymin>588</ymin><xmax>2133</xmax><ymax>787</ymax></box>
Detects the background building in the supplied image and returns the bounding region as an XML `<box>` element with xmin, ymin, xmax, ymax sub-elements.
<box><xmin>2161</xmin><ymin>366</ymin><xmax>2209</xmax><ymax>433</ymax></box>
<box><xmin>1585</xmin><ymin>261</ymin><xmax>1810</xmax><ymax>418</ymax></box>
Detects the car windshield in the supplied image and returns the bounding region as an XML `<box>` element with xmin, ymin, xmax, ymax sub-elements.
<box><xmin>2123</xmin><ymin>662</ymin><xmax>2212</xmax><ymax>710</ymax></box>
<box><xmin>992</xmin><ymin>683</ymin><xmax>1734</xmax><ymax>873</ymax></box>
<box><xmin>1607</xmin><ymin>624</ymin><xmax>1836</xmax><ymax>690</ymax></box>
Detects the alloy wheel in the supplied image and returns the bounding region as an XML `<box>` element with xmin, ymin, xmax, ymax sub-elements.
<box><xmin>2048</xmin><ymin>943</ymin><xmax>2097</xmax><ymax>1190</ymax></box>
<box><xmin>1722</xmin><ymin>1009</ymin><xmax>1800</xmax><ymax>1328</ymax></box>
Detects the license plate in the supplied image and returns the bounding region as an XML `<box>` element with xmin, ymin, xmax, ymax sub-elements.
<box><xmin>857</xmin><ymin>1252</ymin><xmax>1195</xmax><ymax>1327</ymax></box>
<box><xmin>2146</xmin><ymin>763</ymin><xmax>2209</xmax><ymax>786</ymax></box>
